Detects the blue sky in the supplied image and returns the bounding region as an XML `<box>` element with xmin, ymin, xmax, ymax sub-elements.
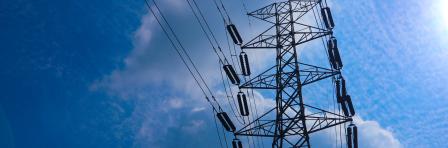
<box><xmin>1</xmin><ymin>0</ymin><xmax>448</xmax><ymax>147</ymax></box>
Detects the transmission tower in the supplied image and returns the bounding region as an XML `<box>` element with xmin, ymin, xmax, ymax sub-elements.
<box><xmin>144</xmin><ymin>0</ymin><xmax>358</xmax><ymax>147</ymax></box>
<box><xmin>230</xmin><ymin>0</ymin><xmax>357</xmax><ymax>147</ymax></box>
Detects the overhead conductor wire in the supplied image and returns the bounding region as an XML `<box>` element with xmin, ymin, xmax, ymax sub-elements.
<box><xmin>185</xmin><ymin>0</ymin><xmax>246</xmax><ymax>126</ymax></box>
<box><xmin>309</xmin><ymin>1</ymin><xmax>340</xmax><ymax>147</ymax></box>
<box><xmin>143</xmin><ymin>1</ymin><xmax>226</xmax><ymax>147</ymax></box>
<box><xmin>209</xmin><ymin>0</ymin><xmax>262</xmax><ymax>147</ymax></box>
<box><xmin>216</xmin><ymin>0</ymin><xmax>264</xmax><ymax>147</ymax></box>
<box><xmin>313</xmin><ymin>0</ymin><xmax>349</xmax><ymax>147</ymax></box>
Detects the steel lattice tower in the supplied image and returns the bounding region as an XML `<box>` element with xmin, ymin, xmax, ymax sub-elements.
<box><xmin>233</xmin><ymin>0</ymin><xmax>355</xmax><ymax>147</ymax></box>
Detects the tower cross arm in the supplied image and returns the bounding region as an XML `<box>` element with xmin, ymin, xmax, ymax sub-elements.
<box><xmin>239</xmin><ymin>63</ymin><xmax>339</xmax><ymax>89</ymax></box>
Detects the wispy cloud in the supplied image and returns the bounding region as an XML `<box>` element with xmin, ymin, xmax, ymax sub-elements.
<box><xmin>331</xmin><ymin>0</ymin><xmax>448</xmax><ymax>147</ymax></box>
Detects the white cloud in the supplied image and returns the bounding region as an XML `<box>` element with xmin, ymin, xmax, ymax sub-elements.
<box><xmin>182</xmin><ymin>119</ymin><xmax>206</xmax><ymax>134</ymax></box>
<box><xmin>191</xmin><ymin>107</ymin><xmax>206</xmax><ymax>113</ymax></box>
<box><xmin>168</xmin><ymin>98</ymin><xmax>184</xmax><ymax>109</ymax></box>
<box><xmin>310</xmin><ymin>116</ymin><xmax>402</xmax><ymax>148</ymax></box>
<box><xmin>90</xmin><ymin>12</ymin><xmax>157</xmax><ymax>99</ymax></box>
<box><xmin>354</xmin><ymin>117</ymin><xmax>402</xmax><ymax>148</ymax></box>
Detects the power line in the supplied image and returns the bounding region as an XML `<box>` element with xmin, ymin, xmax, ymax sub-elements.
<box><xmin>144</xmin><ymin>0</ymin><xmax>223</xmax><ymax>112</ymax></box>
<box><xmin>151</xmin><ymin>0</ymin><xmax>218</xmax><ymax>99</ymax></box>
<box><xmin>212</xmin><ymin>111</ymin><xmax>225</xmax><ymax>148</ymax></box>
<box><xmin>216</xmin><ymin>0</ymin><xmax>231</xmax><ymax>22</ymax></box>
<box><xmin>144</xmin><ymin>1</ymin><xmax>234</xmax><ymax>147</ymax></box>
<box><xmin>186</xmin><ymin>0</ymin><xmax>235</xmax><ymax>65</ymax></box>
<box><xmin>185</xmin><ymin>0</ymin><xmax>251</xmax><ymax>126</ymax></box>
<box><xmin>212</xmin><ymin>0</ymin><xmax>231</xmax><ymax>25</ymax></box>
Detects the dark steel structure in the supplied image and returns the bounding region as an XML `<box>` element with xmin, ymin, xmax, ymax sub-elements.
<box><xmin>233</xmin><ymin>0</ymin><xmax>357</xmax><ymax>147</ymax></box>
<box><xmin>144</xmin><ymin>0</ymin><xmax>358</xmax><ymax>147</ymax></box>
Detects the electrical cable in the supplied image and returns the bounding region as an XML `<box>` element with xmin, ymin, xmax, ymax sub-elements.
<box><xmin>212</xmin><ymin>0</ymin><xmax>229</xmax><ymax>25</ymax></box>
<box><xmin>212</xmin><ymin>0</ymin><xmax>233</xmax><ymax>25</ymax></box>
<box><xmin>311</xmin><ymin>3</ymin><xmax>340</xmax><ymax>148</ymax></box>
<box><xmin>239</xmin><ymin>0</ymin><xmax>253</xmax><ymax>27</ymax></box>
<box><xmin>187</xmin><ymin>0</ymin><xmax>249</xmax><ymax>126</ymax></box>
<box><xmin>145</xmin><ymin>2</ymin><xmax>239</xmax><ymax>147</ymax></box>
<box><xmin>212</xmin><ymin>109</ymin><xmax>225</xmax><ymax>148</ymax></box>
<box><xmin>311</xmin><ymin>1</ymin><xmax>350</xmax><ymax>148</ymax></box>
<box><xmin>219</xmin><ymin>7</ymin><xmax>261</xmax><ymax>145</ymax></box>
<box><xmin>217</xmin><ymin>0</ymin><xmax>231</xmax><ymax>22</ymax></box>
<box><xmin>191</xmin><ymin>0</ymin><xmax>222</xmax><ymax>50</ymax></box>
<box><xmin>186</xmin><ymin>0</ymin><xmax>250</xmax><ymax>127</ymax></box>
<box><xmin>186</xmin><ymin>0</ymin><xmax>233</xmax><ymax>65</ymax></box>
<box><xmin>220</xmin><ymin>118</ymin><xmax>230</xmax><ymax>148</ymax></box>
<box><xmin>248</xmin><ymin>84</ymin><xmax>265</xmax><ymax>148</ymax></box>
<box><xmin>219</xmin><ymin>60</ymin><xmax>246</xmax><ymax>124</ymax></box>
<box><xmin>152</xmin><ymin>0</ymin><xmax>224</xmax><ymax>101</ymax></box>
<box><xmin>144</xmin><ymin>0</ymin><xmax>225</xmax><ymax>113</ymax></box>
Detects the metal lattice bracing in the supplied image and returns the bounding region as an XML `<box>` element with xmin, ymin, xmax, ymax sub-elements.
<box><xmin>239</xmin><ymin>62</ymin><xmax>340</xmax><ymax>89</ymax></box>
<box><xmin>234</xmin><ymin>0</ymin><xmax>355</xmax><ymax>147</ymax></box>
<box><xmin>242</xmin><ymin>1</ymin><xmax>330</xmax><ymax>49</ymax></box>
